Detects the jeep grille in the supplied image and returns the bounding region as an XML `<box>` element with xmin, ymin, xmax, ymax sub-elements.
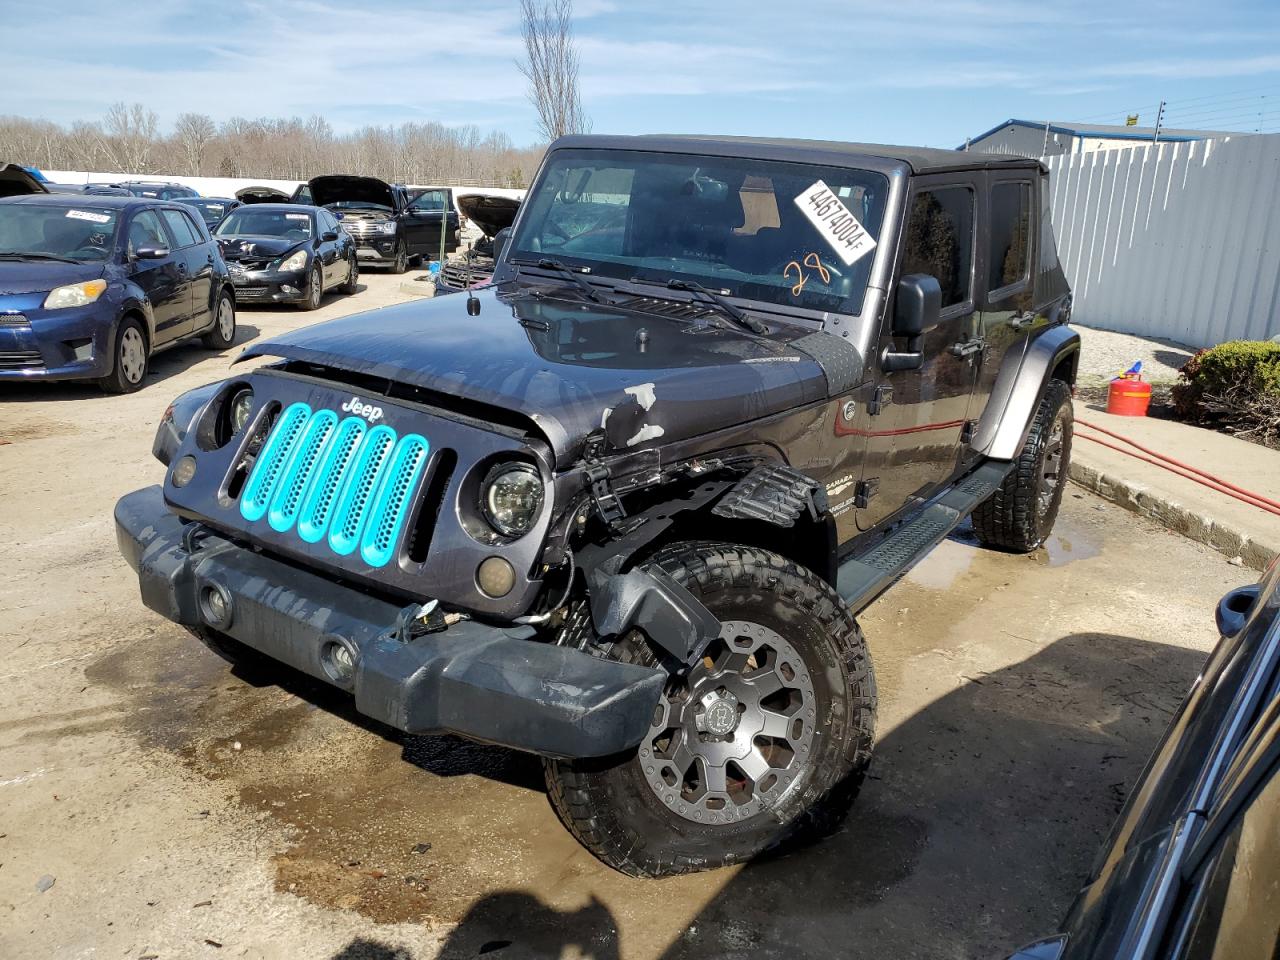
<box><xmin>238</xmin><ymin>401</ymin><xmax>430</xmax><ymax>568</ymax></box>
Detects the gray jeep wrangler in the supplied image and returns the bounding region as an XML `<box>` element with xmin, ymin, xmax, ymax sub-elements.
<box><xmin>115</xmin><ymin>135</ymin><xmax>1077</xmax><ymax>877</ymax></box>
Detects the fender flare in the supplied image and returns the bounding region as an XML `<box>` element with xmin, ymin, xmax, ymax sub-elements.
<box><xmin>971</xmin><ymin>324</ymin><xmax>1080</xmax><ymax>461</ymax></box>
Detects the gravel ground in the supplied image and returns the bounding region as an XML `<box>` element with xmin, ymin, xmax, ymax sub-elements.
<box><xmin>1074</xmin><ymin>324</ymin><xmax>1196</xmax><ymax>384</ymax></box>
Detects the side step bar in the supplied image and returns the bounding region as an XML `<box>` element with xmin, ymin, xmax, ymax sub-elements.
<box><xmin>836</xmin><ymin>460</ymin><xmax>1013</xmax><ymax>613</ymax></box>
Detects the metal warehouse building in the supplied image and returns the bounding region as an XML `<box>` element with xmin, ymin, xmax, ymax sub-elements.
<box><xmin>962</xmin><ymin>118</ymin><xmax>1235</xmax><ymax>158</ymax></box>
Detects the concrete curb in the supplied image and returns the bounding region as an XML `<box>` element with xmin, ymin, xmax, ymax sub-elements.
<box><xmin>1069</xmin><ymin>461</ymin><xmax>1278</xmax><ymax>571</ymax></box>
<box><xmin>398</xmin><ymin>279</ymin><xmax>435</xmax><ymax>298</ymax></box>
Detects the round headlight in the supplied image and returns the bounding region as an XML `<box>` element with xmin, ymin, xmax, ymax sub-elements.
<box><xmin>480</xmin><ymin>463</ymin><xmax>544</xmax><ymax>539</ymax></box>
<box><xmin>229</xmin><ymin>388</ymin><xmax>254</xmax><ymax>434</ymax></box>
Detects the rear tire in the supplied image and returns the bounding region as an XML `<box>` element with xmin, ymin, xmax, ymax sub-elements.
<box><xmin>201</xmin><ymin>290</ymin><xmax>236</xmax><ymax>349</ymax></box>
<box><xmin>544</xmin><ymin>542</ymin><xmax>876</xmax><ymax>878</ymax></box>
<box><xmin>98</xmin><ymin>317</ymin><xmax>148</xmax><ymax>394</ymax></box>
<box><xmin>971</xmin><ymin>379</ymin><xmax>1073</xmax><ymax>552</ymax></box>
<box><xmin>340</xmin><ymin>253</ymin><xmax>359</xmax><ymax>294</ymax></box>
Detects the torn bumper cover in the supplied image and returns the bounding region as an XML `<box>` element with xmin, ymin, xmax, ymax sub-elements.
<box><xmin>114</xmin><ymin>485</ymin><xmax>664</xmax><ymax>759</ymax></box>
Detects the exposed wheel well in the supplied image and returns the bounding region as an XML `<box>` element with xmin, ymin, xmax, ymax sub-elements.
<box><xmin>634</xmin><ymin>508</ymin><xmax>838</xmax><ymax>587</ymax></box>
<box><xmin>1051</xmin><ymin>348</ymin><xmax>1079</xmax><ymax>387</ymax></box>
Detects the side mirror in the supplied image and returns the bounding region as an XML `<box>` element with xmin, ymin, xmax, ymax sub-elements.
<box><xmin>321</xmin><ymin>231</ymin><xmax>339</xmax><ymax>242</ymax></box>
<box><xmin>882</xmin><ymin>273</ymin><xmax>941</xmax><ymax>372</ymax></box>
<box><xmin>134</xmin><ymin>246</ymin><xmax>169</xmax><ymax>260</ymax></box>
<box><xmin>493</xmin><ymin>227</ymin><xmax>513</xmax><ymax>264</ymax></box>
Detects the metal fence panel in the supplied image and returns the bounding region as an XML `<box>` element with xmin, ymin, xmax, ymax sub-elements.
<box><xmin>1044</xmin><ymin>135</ymin><xmax>1280</xmax><ymax>346</ymax></box>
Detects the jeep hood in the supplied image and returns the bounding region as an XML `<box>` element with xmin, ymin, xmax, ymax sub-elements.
<box><xmin>456</xmin><ymin>194</ymin><xmax>521</xmax><ymax>237</ymax></box>
<box><xmin>237</xmin><ymin>287</ymin><xmax>831</xmax><ymax>467</ymax></box>
<box><xmin>308</xmin><ymin>175</ymin><xmax>394</xmax><ymax>209</ymax></box>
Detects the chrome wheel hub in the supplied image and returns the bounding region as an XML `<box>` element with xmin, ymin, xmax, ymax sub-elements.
<box><xmin>1037</xmin><ymin>415</ymin><xmax>1066</xmax><ymax>520</ymax></box>
<box><xmin>638</xmin><ymin>620</ymin><xmax>817</xmax><ymax>824</ymax></box>
<box><xmin>120</xmin><ymin>327</ymin><xmax>145</xmax><ymax>383</ymax></box>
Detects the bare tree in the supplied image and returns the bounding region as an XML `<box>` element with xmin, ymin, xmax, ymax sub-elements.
<box><xmin>98</xmin><ymin>102</ymin><xmax>159</xmax><ymax>174</ymax></box>
<box><xmin>173</xmin><ymin>112</ymin><xmax>216</xmax><ymax>175</ymax></box>
<box><xmin>517</xmin><ymin>0</ymin><xmax>589</xmax><ymax>142</ymax></box>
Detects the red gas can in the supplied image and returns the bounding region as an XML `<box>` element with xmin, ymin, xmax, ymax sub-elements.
<box><xmin>1106</xmin><ymin>373</ymin><xmax>1152</xmax><ymax>417</ymax></box>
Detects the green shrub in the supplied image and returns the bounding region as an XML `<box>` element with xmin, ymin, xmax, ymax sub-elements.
<box><xmin>1173</xmin><ymin>340</ymin><xmax>1280</xmax><ymax>445</ymax></box>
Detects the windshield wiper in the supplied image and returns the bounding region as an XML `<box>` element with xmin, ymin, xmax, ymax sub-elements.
<box><xmin>0</xmin><ymin>251</ymin><xmax>80</xmax><ymax>264</ymax></box>
<box><xmin>630</xmin><ymin>276</ymin><xmax>768</xmax><ymax>334</ymax></box>
<box><xmin>510</xmin><ymin>257</ymin><xmax>605</xmax><ymax>303</ymax></box>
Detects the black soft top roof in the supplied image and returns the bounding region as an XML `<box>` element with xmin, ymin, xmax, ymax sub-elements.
<box><xmin>549</xmin><ymin>134</ymin><xmax>1045</xmax><ymax>175</ymax></box>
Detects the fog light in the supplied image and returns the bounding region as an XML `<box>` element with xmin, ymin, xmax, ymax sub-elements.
<box><xmin>199</xmin><ymin>584</ymin><xmax>233</xmax><ymax>629</ymax></box>
<box><xmin>172</xmin><ymin>455</ymin><xmax>197</xmax><ymax>487</ymax></box>
<box><xmin>477</xmin><ymin>556</ymin><xmax>515</xmax><ymax>598</ymax></box>
<box><xmin>322</xmin><ymin>640</ymin><xmax>356</xmax><ymax>685</ymax></box>
<box><xmin>281</xmin><ymin>284</ymin><xmax>299</xmax><ymax>295</ymax></box>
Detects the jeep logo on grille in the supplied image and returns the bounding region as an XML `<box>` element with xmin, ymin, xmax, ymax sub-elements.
<box><xmin>341</xmin><ymin>397</ymin><xmax>384</xmax><ymax>422</ymax></box>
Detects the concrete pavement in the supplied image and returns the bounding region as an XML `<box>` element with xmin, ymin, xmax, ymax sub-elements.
<box><xmin>1069</xmin><ymin>399</ymin><xmax>1280</xmax><ymax>570</ymax></box>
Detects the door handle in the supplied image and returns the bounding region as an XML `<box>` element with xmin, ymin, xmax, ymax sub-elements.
<box><xmin>1008</xmin><ymin>312</ymin><xmax>1036</xmax><ymax>329</ymax></box>
<box><xmin>950</xmin><ymin>338</ymin><xmax>985</xmax><ymax>358</ymax></box>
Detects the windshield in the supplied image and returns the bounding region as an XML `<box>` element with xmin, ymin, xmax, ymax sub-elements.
<box><xmin>0</xmin><ymin>204</ymin><xmax>119</xmax><ymax>261</ymax></box>
<box><xmin>182</xmin><ymin>199</ymin><xmax>228</xmax><ymax>223</ymax></box>
<box><xmin>510</xmin><ymin>148</ymin><xmax>889</xmax><ymax>315</ymax></box>
<box><xmin>216</xmin><ymin>209</ymin><xmax>313</xmax><ymax>239</ymax></box>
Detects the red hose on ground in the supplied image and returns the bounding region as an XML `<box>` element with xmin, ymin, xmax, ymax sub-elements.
<box><xmin>1075</xmin><ymin>416</ymin><xmax>1280</xmax><ymax>518</ymax></box>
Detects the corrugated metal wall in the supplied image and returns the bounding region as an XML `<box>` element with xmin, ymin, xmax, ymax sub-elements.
<box><xmin>1044</xmin><ymin>134</ymin><xmax>1280</xmax><ymax>347</ymax></box>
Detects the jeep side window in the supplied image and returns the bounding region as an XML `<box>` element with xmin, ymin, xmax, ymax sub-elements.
<box><xmin>988</xmin><ymin>182</ymin><xmax>1031</xmax><ymax>293</ymax></box>
<box><xmin>900</xmin><ymin>187</ymin><xmax>974</xmax><ymax>309</ymax></box>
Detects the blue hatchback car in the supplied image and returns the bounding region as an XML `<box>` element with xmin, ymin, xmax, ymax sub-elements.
<box><xmin>0</xmin><ymin>194</ymin><xmax>236</xmax><ymax>393</ymax></box>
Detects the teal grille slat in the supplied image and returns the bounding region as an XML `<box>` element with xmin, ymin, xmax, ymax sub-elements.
<box><xmin>240</xmin><ymin>402</ymin><xmax>311</xmax><ymax>523</ymax></box>
<box><xmin>360</xmin><ymin>434</ymin><xmax>430</xmax><ymax>568</ymax></box>
<box><xmin>267</xmin><ymin>409</ymin><xmax>338</xmax><ymax>533</ymax></box>
<box><xmin>296</xmin><ymin>416</ymin><xmax>367</xmax><ymax>544</ymax></box>
<box><xmin>238</xmin><ymin>404</ymin><xmax>433</xmax><ymax>567</ymax></box>
<box><xmin>327</xmin><ymin>424</ymin><xmax>398</xmax><ymax>557</ymax></box>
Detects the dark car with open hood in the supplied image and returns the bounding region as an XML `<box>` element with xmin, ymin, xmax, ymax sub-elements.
<box><xmin>308</xmin><ymin>175</ymin><xmax>458</xmax><ymax>273</ymax></box>
<box><xmin>213</xmin><ymin>203</ymin><xmax>357</xmax><ymax>310</ymax></box>
<box><xmin>115</xmin><ymin>134</ymin><xmax>1077</xmax><ymax>876</ymax></box>
<box><xmin>437</xmin><ymin>192</ymin><xmax>521</xmax><ymax>293</ymax></box>
<box><xmin>1005</xmin><ymin>557</ymin><xmax>1280</xmax><ymax>960</ymax></box>
<box><xmin>0</xmin><ymin>194</ymin><xmax>236</xmax><ymax>392</ymax></box>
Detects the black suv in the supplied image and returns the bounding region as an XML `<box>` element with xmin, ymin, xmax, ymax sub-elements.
<box><xmin>116</xmin><ymin>135</ymin><xmax>1077</xmax><ymax>876</ymax></box>
<box><xmin>308</xmin><ymin>175</ymin><xmax>459</xmax><ymax>273</ymax></box>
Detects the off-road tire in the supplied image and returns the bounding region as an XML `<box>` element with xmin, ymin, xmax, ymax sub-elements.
<box><xmin>201</xmin><ymin>290</ymin><xmax>237</xmax><ymax>349</ymax></box>
<box><xmin>389</xmin><ymin>241</ymin><xmax>408</xmax><ymax>274</ymax></box>
<box><xmin>340</xmin><ymin>253</ymin><xmax>359</xmax><ymax>294</ymax></box>
<box><xmin>544</xmin><ymin>541</ymin><xmax>876</xmax><ymax>878</ymax></box>
<box><xmin>98</xmin><ymin>316</ymin><xmax>148</xmax><ymax>394</ymax></box>
<box><xmin>971</xmin><ymin>378</ymin><xmax>1073</xmax><ymax>552</ymax></box>
<box><xmin>297</xmin><ymin>265</ymin><xmax>323</xmax><ymax>311</ymax></box>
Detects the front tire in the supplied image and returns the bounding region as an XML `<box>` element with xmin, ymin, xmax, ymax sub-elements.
<box><xmin>971</xmin><ymin>378</ymin><xmax>1074</xmax><ymax>552</ymax></box>
<box><xmin>98</xmin><ymin>316</ymin><xmax>148</xmax><ymax>394</ymax></box>
<box><xmin>544</xmin><ymin>542</ymin><xmax>876</xmax><ymax>877</ymax></box>
<box><xmin>201</xmin><ymin>290</ymin><xmax>236</xmax><ymax>349</ymax></box>
<box><xmin>389</xmin><ymin>241</ymin><xmax>408</xmax><ymax>274</ymax></box>
<box><xmin>296</xmin><ymin>265</ymin><xmax>324</xmax><ymax>311</ymax></box>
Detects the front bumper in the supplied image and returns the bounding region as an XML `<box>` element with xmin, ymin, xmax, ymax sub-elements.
<box><xmin>0</xmin><ymin>302</ymin><xmax>115</xmax><ymax>381</ymax></box>
<box><xmin>227</xmin><ymin>267</ymin><xmax>309</xmax><ymax>304</ymax></box>
<box><xmin>114</xmin><ymin>485</ymin><xmax>664</xmax><ymax>758</ymax></box>
<box><xmin>350</xmin><ymin>238</ymin><xmax>402</xmax><ymax>263</ymax></box>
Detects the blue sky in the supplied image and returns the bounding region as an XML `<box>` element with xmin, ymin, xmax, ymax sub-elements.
<box><xmin>4</xmin><ymin>0</ymin><xmax>1280</xmax><ymax>147</ymax></box>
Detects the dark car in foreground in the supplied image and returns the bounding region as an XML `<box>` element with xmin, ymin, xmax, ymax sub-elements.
<box><xmin>214</xmin><ymin>203</ymin><xmax>357</xmax><ymax>310</ymax></box>
<box><xmin>437</xmin><ymin>192</ymin><xmax>521</xmax><ymax>293</ymax></box>
<box><xmin>1009</xmin><ymin>558</ymin><xmax>1280</xmax><ymax>959</ymax></box>
<box><xmin>0</xmin><ymin>194</ymin><xmax>236</xmax><ymax>392</ymax></box>
<box><xmin>178</xmin><ymin>197</ymin><xmax>241</xmax><ymax>231</ymax></box>
<box><xmin>308</xmin><ymin>175</ymin><xmax>458</xmax><ymax>273</ymax></box>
